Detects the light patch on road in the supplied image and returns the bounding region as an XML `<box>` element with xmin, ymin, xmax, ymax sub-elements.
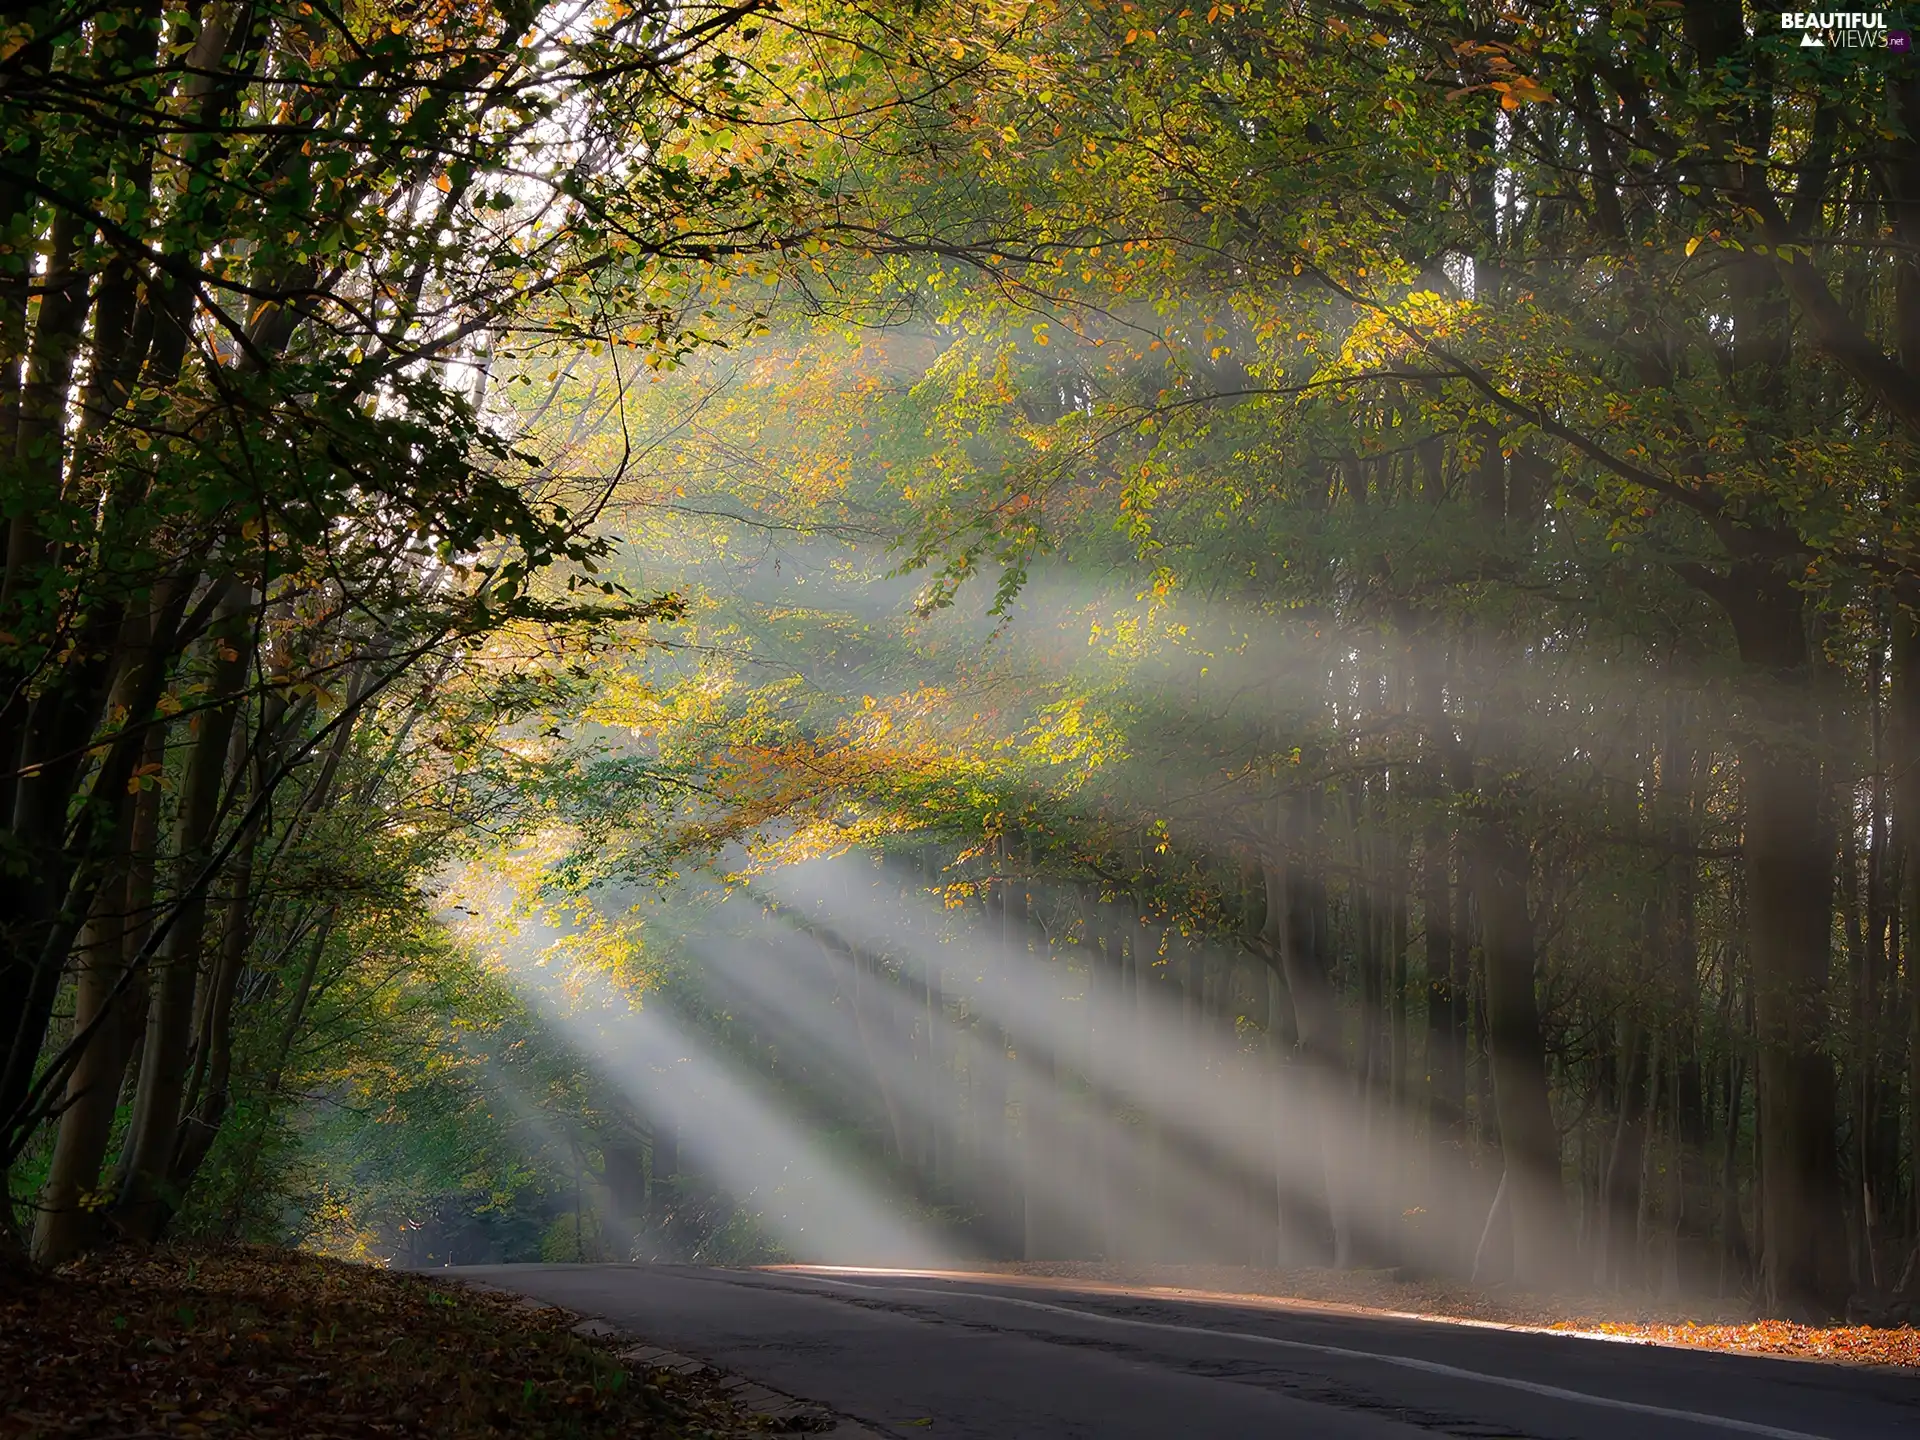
<box><xmin>781</xmin><ymin>1273</ymin><xmax>1837</xmax><ymax>1440</ymax></box>
<box><xmin>766</xmin><ymin>1264</ymin><xmax>1650</xmax><ymax>1344</ymax></box>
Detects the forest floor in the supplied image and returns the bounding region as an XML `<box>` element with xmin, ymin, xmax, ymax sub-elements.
<box><xmin>974</xmin><ymin>1261</ymin><xmax>1920</xmax><ymax>1368</ymax></box>
<box><xmin>1</xmin><ymin>1245</ymin><xmax>770</xmax><ymax>1438</ymax></box>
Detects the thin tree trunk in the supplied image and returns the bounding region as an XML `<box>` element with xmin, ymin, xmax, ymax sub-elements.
<box><xmin>30</xmin><ymin>708</ymin><xmax>166</xmax><ymax>1264</ymax></box>
<box><xmin>111</xmin><ymin>589</ymin><xmax>251</xmax><ymax>1240</ymax></box>
<box><xmin>984</xmin><ymin>856</ymin><xmax>1019</xmax><ymax>1257</ymax></box>
<box><xmin>168</xmin><ymin>801</ymin><xmax>261</xmax><ymax>1189</ymax></box>
<box><xmin>1473</xmin><ymin>816</ymin><xmax>1569</xmax><ymax>1287</ymax></box>
<box><xmin>1721</xmin><ymin>1046</ymin><xmax>1750</xmax><ymax>1296</ymax></box>
<box><xmin>1277</xmin><ymin>786</ymin><xmax>1344</xmax><ymax>1266</ymax></box>
<box><xmin>1601</xmin><ymin>1020</ymin><xmax>1650</xmax><ymax>1290</ymax></box>
<box><xmin>602</xmin><ymin>1128</ymin><xmax>647</xmax><ymax>1261</ymax></box>
<box><xmin>1424</xmin><ymin>815</ymin><xmax>1468</xmax><ymax>1266</ymax></box>
<box><xmin>839</xmin><ymin>932</ymin><xmax>909</xmax><ymax>1167</ymax></box>
<box><xmin>1388</xmin><ymin>828</ymin><xmax>1410</xmax><ymax>1248</ymax></box>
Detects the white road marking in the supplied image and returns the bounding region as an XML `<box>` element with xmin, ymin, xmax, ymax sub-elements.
<box><xmin>775</xmin><ymin>1272</ymin><xmax>1835</xmax><ymax>1440</ymax></box>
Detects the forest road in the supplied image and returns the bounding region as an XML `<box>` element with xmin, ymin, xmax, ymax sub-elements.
<box><xmin>447</xmin><ymin>1264</ymin><xmax>1920</xmax><ymax>1439</ymax></box>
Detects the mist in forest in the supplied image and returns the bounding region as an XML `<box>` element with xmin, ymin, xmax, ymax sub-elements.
<box><xmin>455</xmin><ymin>840</ymin><xmax>1625</xmax><ymax>1295</ymax></box>
<box><xmin>438</xmin><ymin>354</ymin><xmax>1801</xmax><ymax>1300</ymax></box>
<box><xmin>18</xmin><ymin>0</ymin><xmax>1920</xmax><ymax>1353</ymax></box>
<box><xmin>456</xmin><ymin>897</ymin><xmax>948</xmax><ymax>1266</ymax></box>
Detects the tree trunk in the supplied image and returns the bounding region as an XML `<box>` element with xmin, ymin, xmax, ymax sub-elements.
<box><xmin>1472</xmin><ymin>816</ymin><xmax>1569</xmax><ymax>1288</ymax></box>
<box><xmin>1388</xmin><ymin>829</ymin><xmax>1410</xmax><ymax>1239</ymax></box>
<box><xmin>1601</xmin><ymin>1021</ymin><xmax>1650</xmax><ymax>1290</ymax></box>
<box><xmin>1892</xmin><ymin>611</ymin><xmax>1920</xmax><ymax>1244</ymax></box>
<box><xmin>841</xmin><ymin>933</ymin><xmax>910</xmax><ymax>1167</ymax></box>
<box><xmin>1744</xmin><ymin>735</ymin><xmax>1847</xmax><ymax>1313</ymax></box>
<box><xmin>1276</xmin><ymin>786</ymin><xmax>1344</xmax><ymax>1266</ymax></box>
<box><xmin>1722</xmin><ymin>573</ymin><xmax>1848</xmax><ymax>1315</ymax></box>
<box><xmin>30</xmin><ymin>715</ymin><xmax>165</xmax><ymax>1265</ymax></box>
<box><xmin>1721</xmin><ymin>1046</ymin><xmax>1751</xmax><ymax>1297</ymax></box>
<box><xmin>602</xmin><ymin>1128</ymin><xmax>648</xmax><ymax>1261</ymax></box>
<box><xmin>1423</xmin><ymin>813</ymin><xmax>1468</xmax><ymax>1261</ymax></box>
<box><xmin>1095</xmin><ymin>904</ymin><xmax>1122</xmax><ymax>1259</ymax></box>
<box><xmin>993</xmin><ymin>1019</ymin><xmax>1030</xmax><ymax>1258</ymax></box>
<box><xmin>650</xmin><ymin>1119</ymin><xmax>681</xmax><ymax>1255</ymax></box>
<box><xmin>111</xmin><ymin>589</ymin><xmax>251</xmax><ymax>1240</ymax></box>
<box><xmin>32</xmin><ymin>833</ymin><xmax>139</xmax><ymax>1263</ymax></box>
<box><xmin>168</xmin><ymin>798</ymin><xmax>261</xmax><ymax>1191</ymax></box>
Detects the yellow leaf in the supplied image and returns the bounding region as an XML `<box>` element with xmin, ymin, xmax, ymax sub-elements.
<box><xmin>1685</xmin><ymin>236</ymin><xmax>1701</xmax><ymax>256</ymax></box>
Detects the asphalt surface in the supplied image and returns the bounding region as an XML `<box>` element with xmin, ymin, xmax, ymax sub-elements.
<box><xmin>447</xmin><ymin>1264</ymin><xmax>1920</xmax><ymax>1439</ymax></box>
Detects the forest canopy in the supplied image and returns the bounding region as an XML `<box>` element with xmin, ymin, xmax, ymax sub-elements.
<box><xmin>6</xmin><ymin>0</ymin><xmax>1920</xmax><ymax>1325</ymax></box>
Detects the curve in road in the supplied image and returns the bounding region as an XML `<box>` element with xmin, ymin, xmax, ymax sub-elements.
<box><xmin>446</xmin><ymin>1264</ymin><xmax>1920</xmax><ymax>1439</ymax></box>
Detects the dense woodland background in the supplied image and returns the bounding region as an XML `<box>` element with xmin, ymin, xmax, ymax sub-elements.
<box><xmin>8</xmin><ymin>0</ymin><xmax>1920</xmax><ymax>1322</ymax></box>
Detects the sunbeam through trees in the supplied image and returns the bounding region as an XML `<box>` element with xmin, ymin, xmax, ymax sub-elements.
<box><xmin>10</xmin><ymin>1</ymin><xmax>1920</xmax><ymax>1353</ymax></box>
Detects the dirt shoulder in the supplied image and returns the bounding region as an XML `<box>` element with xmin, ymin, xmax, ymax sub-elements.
<box><xmin>2</xmin><ymin>1245</ymin><xmax>768</xmax><ymax>1439</ymax></box>
<box><xmin>957</xmin><ymin>1261</ymin><xmax>1920</xmax><ymax>1368</ymax></box>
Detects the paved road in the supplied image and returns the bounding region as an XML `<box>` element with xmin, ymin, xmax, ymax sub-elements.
<box><xmin>448</xmin><ymin>1264</ymin><xmax>1920</xmax><ymax>1439</ymax></box>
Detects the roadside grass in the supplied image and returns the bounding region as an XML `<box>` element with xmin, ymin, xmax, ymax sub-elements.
<box><xmin>1</xmin><ymin>1245</ymin><xmax>766</xmax><ymax>1438</ymax></box>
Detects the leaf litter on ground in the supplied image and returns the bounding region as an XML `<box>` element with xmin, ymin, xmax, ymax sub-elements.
<box><xmin>1</xmin><ymin>1245</ymin><xmax>769</xmax><ymax>1438</ymax></box>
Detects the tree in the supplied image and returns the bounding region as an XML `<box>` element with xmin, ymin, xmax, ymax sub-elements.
<box><xmin>2</xmin><ymin>0</ymin><xmax>782</xmax><ymax>1257</ymax></box>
